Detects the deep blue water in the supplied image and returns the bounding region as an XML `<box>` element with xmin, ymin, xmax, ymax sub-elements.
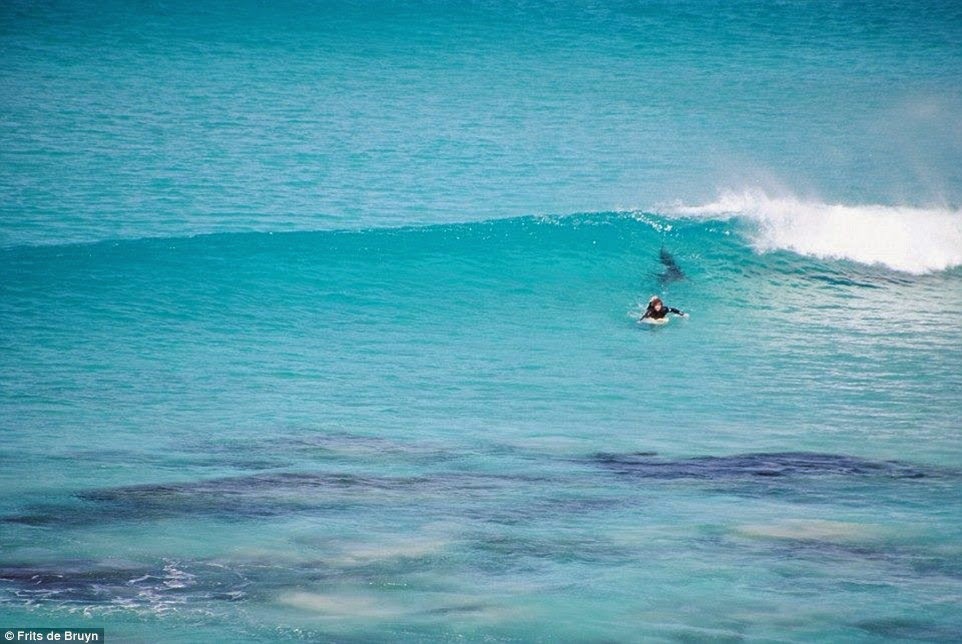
<box><xmin>2</xmin><ymin>1</ymin><xmax>962</xmax><ymax>641</ymax></box>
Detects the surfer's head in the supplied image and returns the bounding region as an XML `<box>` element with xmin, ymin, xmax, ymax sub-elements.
<box><xmin>648</xmin><ymin>296</ymin><xmax>663</xmax><ymax>309</ymax></box>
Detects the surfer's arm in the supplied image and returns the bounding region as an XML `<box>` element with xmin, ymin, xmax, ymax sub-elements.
<box><xmin>666</xmin><ymin>307</ymin><xmax>684</xmax><ymax>315</ymax></box>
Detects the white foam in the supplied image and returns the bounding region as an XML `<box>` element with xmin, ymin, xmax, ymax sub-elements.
<box><xmin>669</xmin><ymin>189</ymin><xmax>962</xmax><ymax>274</ymax></box>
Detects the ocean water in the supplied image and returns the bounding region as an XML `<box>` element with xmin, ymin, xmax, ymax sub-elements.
<box><xmin>2</xmin><ymin>1</ymin><xmax>962</xmax><ymax>641</ymax></box>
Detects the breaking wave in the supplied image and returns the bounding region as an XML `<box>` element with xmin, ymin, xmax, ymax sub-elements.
<box><xmin>668</xmin><ymin>190</ymin><xmax>962</xmax><ymax>274</ymax></box>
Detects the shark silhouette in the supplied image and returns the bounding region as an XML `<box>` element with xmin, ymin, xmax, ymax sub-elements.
<box><xmin>657</xmin><ymin>247</ymin><xmax>685</xmax><ymax>285</ymax></box>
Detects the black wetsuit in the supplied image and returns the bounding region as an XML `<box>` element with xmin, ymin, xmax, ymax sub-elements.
<box><xmin>642</xmin><ymin>304</ymin><xmax>683</xmax><ymax>320</ymax></box>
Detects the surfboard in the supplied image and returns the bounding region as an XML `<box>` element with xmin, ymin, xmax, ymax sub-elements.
<box><xmin>640</xmin><ymin>316</ymin><xmax>670</xmax><ymax>326</ymax></box>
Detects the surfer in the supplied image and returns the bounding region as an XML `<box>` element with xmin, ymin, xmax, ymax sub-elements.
<box><xmin>641</xmin><ymin>296</ymin><xmax>687</xmax><ymax>321</ymax></box>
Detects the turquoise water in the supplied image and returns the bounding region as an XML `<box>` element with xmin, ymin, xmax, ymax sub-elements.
<box><xmin>2</xmin><ymin>1</ymin><xmax>962</xmax><ymax>641</ymax></box>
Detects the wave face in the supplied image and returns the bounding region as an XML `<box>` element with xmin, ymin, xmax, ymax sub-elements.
<box><xmin>672</xmin><ymin>190</ymin><xmax>962</xmax><ymax>274</ymax></box>
<box><xmin>3</xmin><ymin>213</ymin><xmax>960</xmax><ymax>464</ymax></box>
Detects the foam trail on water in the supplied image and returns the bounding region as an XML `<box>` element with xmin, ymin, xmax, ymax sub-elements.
<box><xmin>668</xmin><ymin>190</ymin><xmax>962</xmax><ymax>274</ymax></box>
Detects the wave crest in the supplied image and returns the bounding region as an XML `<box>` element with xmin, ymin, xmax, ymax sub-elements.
<box><xmin>668</xmin><ymin>190</ymin><xmax>962</xmax><ymax>275</ymax></box>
